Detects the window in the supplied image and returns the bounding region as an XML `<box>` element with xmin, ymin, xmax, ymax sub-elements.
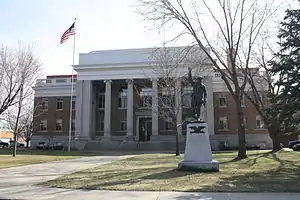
<box><xmin>219</xmin><ymin>117</ymin><xmax>228</xmax><ymax>130</ymax></box>
<box><xmin>98</xmin><ymin>94</ymin><xmax>105</xmax><ymax>109</ymax></box>
<box><xmin>97</xmin><ymin>114</ymin><xmax>104</xmax><ymax>131</ymax></box>
<box><xmin>183</xmin><ymin>87</ymin><xmax>192</xmax><ymax>107</ymax></box>
<box><xmin>118</xmin><ymin>89</ymin><xmax>127</xmax><ymax>108</ymax></box>
<box><xmin>256</xmin><ymin>116</ymin><xmax>264</xmax><ymax>129</ymax></box>
<box><xmin>41</xmin><ymin>98</ymin><xmax>48</xmax><ymax>111</ymax></box>
<box><xmin>56</xmin><ymin>98</ymin><xmax>63</xmax><ymax>110</ymax></box>
<box><xmin>140</xmin><ymin>88</ymin><xmax>152</xmax><ymax>107</ymax></box>
<box><xmin>218</xmin><ymin>93</ymin><xmax>227</xmax><ymax>107</ymax></box>
<box><xmin>161</xmin><ymin>88</ymin><xmax>175</xmax><ymax>108</ymax></box>
<box><xmin>165</xmin><ymin>117</ymin><xmax>173</xmax><ymax>130</ymax></box>
<box><xmin>99</xmin><ymin>121</ymin><xmax>104</xmax><ymax>131</ymax></box>
<box><xmin>120</xmin><ymin>120</ymin><xmax>127</xmax><ymax>131</ymax></box>
<box><xmin>71</xmin><ymin>78</ymin><xmax>77</xmax><ymax>82</ymax></box>
<box><xmin>56</xmin><ymin>79</ymin><xmax>67</xmax><ymax>83</ymax></box>
<box><xmin>71</xmin><ymin>119</ymin><xmax>75</xmax><ymax>131</ymax></box>
<box><xmin>72</xmin><ymin>97</ymin><xmax>76</xmax><ymax>110</ymax></box>
<box><xmin>40</xmin><ymin>120</ymin><xmax>47</xmax><ymax>131</ymax></box>
<box><xmin>56</xmin><ymin>119</ymin><xmax>63</xmax><ymax>131</ymax></box>
<box><xmin>46</xmin><ymin>79</ymin><xmax>52</xmax><ymax>84</ymax></box>
<box><xmin>215</xmin><ymin>73</ymin><xmax>221</xmax><ymax>78</ymax></box>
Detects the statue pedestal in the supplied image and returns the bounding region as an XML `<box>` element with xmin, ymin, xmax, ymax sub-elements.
<box><xmin>178</xmin><ymin>120</ymin><xmax>219</xmax><ymax>172</ymax></box>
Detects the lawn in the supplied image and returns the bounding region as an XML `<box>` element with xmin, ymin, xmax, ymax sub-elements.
<box><xmin>44</xmin><ymin>150</ymin><xmax>300</xmax><ymax>192</ymax></box>
<box><xmin>0</xmin><ymin>148</ymin><xmax>103</xmax><ymax>169</ymax></box>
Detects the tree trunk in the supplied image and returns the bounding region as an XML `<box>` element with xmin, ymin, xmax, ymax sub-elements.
<box><xmin>236</xmin><ymin>105</ymin><xmax>247</xmax><ymax>159</ymax></box>
<box><xmin>13</xmin><ymin>133</ymin><xmax>17</xmax><ymax>157</ymax></box>
<box><xmin>268</xmin><ymin>126</ymin><xmax>282</xmax><ymax>152</ymax></box>
<box><xmin>12</xmin><ymin>82</ymin><xmax>24</xmax><ymax>157</ymax></box>
<box><xmin>26</xmin><ymin>139</ymin><xmax>30</xmax><ymax>148</ymax></box>
<box><xmin>175</xmin><ymin>130</ymin><xmax>180</xmax><ymax>156</ymax></box>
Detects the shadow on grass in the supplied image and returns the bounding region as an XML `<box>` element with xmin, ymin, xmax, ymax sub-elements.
<box><xmin>186</xmin><ymin>152</ymin><xmax>300</xmax><ymax>193</ymax></box>
<box><xmin>44</xmin><ymin>150</ymin><xmax>300</xmax><ymax>192</ymax></box>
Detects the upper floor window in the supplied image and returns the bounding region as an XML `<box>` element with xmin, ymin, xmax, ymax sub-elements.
<box><xmin>98</xmin><ymin>93</ymin><xmax>105</xmax><ymax>109</ymax></box>
<box><xmin>56</xmin><ymin>79</ymin><xmax>67</xmax><ymax>83</ymax></box>
<box><xmin>182</xmin><ymin>87</ymin><xmax>192</xmax><ymax>108</ymax></box>
<box><xmin>41</xmin><ymin>98</ymin><xmax>48</xmax><ymax>111</ymax></box>
<box><xmin>218</xmin><ymin>93</ymin><xmax>227</xmax><ymax>107</ymax></box>
<box><xmin>118</xmin><ymin>89</ymin><xmax>127</xmax><ymax>109</ymax></box>
<box><xmin>140</xmin><ymin>88</ymin><xmax>152</xmax><ymax>107</ymax></box>
<box><xmin>256</xmin><ymin>116</ymin><xmax>264</xmax><ymax>129</ymax></box>
<box><xmin>161</xmin><ymin>88</ymin><xmax>175</xmax><ymax>108</ymax></box>
<box><xmin>219</xmin><ymin>116</ymin><xmax>228</xmax><ymax>130</ymax></box>
<box><xmin>40</xmin><ymin>120</ymin><xmax>47</xmax><ymax>131</ymax></box>
<box><xmin>214</xmin><ymin>73</ymin><xmax>221</xmax><ymax>78</ymax></box>
<box><xmin>56</xmin><ymin>98</ymin><xmax>63</xmax><ymax>111</ymax></box>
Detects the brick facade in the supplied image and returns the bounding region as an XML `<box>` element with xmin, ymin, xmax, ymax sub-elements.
<box><xmin>33</xmin><ymin>82</ymin><xmax>267</xmax><ymax>139</ymax></box>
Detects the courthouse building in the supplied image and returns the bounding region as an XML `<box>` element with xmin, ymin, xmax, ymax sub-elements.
<box><xmin>32</xmin><ymin>46</ymin><xmax>272</xmax><ymax>150</ymax></box>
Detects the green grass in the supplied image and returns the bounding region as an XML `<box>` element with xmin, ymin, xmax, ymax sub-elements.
<box><xmin>44</xmin><ymin>150</ymin><xmax>300</xmax><ymax>192</ymax></box>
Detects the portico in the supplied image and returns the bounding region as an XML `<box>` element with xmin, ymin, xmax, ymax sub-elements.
<box><xmin>73</xmin><ymin>47</ymin><xmax>215</xmax><ymax>142</ymax></box>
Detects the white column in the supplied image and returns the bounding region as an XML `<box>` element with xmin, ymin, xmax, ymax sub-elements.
<box><xmin>104</xmin><ymin>80</ymin><xmax>112</xmax><ymax>137</ymax></box>
<box><xmin>78</xmin><ymin>80</ymin><xmax>92</xmax><ymax>139</ymax></box>
<box><xmin>206</xmin><ymin>76</ymin><xmax>215</xmax><ymax>135</ymax></box>
<box><xmin>152</xmin><ymin>79</ymin><xmax>159</xmax><ymax>136</ymax></box>
<box><xmin>175</xmin><ymin>79</ymin><xmax>182</xmax><ymax>135</ymax></box>
<box><xmin>126</xmin><ymin>79</ymin><xmax>134</xmax><ymax>136</ymax></box>
<box><xmin>75</xmin><ymin>80</ymin><xmax>83</xmax><ymax>139</ymax></box>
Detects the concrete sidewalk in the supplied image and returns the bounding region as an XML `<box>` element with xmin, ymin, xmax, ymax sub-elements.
<box><xmin>0</xmin><ymin>156</ymin><xmax>299</xmax><ymax>200</ymax></box>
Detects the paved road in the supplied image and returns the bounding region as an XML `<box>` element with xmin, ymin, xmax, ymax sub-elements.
<box><xmin>0</xmin><ymin>156</ymin><xmax>299</xmax><ymax>200</ymax></box>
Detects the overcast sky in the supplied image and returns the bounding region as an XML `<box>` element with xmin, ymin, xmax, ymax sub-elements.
<box><xmin>0</xmin><ymin>0</ymin><xmax>297</xmax><ymax>78</ymax></box>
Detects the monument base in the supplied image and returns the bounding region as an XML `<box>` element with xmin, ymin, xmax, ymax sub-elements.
<box><xmin>178</xmin><ymin>160</ymin><xmax>219</xmax><ymax>172</ymax></box>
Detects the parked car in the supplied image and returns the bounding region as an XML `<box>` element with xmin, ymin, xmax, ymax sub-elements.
<box><xmin>9</xmin><ymin>140</ymin><xmax>25</xmax><ymax>148</ymax></box>
<box><xmin>0</xmin><ymin>139</ymin><xmax>10</xmax><ymax>148</ymax></box>
<box><xmin>292</xmin><ymin>143</ymin><xmax>300</xmax><ymax>151</ymax></box>
<box><xmin>36</xmin><ymin>141</ymin><xmax>49</xmax><ymax>150</ymax></box>
<box><xmin>53</xmin><ymin>142</ymin><xmax>64</xmax><ymax>150</ymax></box>
<box><xmin>288</xmin><ymin>140</ymin><xmax>300</xmax><ymax>149</ymax></box>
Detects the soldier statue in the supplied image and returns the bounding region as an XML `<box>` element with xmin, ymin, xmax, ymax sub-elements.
<box><xmin>188</xmin><ymin>67</ymin><xmax>207</xmax><ymax>121</ymax></box>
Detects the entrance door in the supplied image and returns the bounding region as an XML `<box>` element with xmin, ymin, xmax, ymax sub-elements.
<box><xmin>138</xmin><ymin>118</ymin><xmax>152</xmax><ymax>141</ymax></box>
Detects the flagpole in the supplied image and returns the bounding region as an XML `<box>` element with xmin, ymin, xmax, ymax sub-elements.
<box><xmin>68</xmin><ymin>18</ymin><xmax>76</xmax><ymax>152</ymax></box>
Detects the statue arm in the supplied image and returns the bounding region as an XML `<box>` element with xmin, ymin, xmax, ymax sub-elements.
<box><xmin>204</xmin><ymin>86</ymin><xmax>207</xmax><ymax>102</ymax></box>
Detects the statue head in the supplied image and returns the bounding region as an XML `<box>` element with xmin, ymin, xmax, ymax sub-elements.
<box><xmin>195</xmin><ymin>76</ymin><xmax>203</xmax><ymax>84</ymax></box>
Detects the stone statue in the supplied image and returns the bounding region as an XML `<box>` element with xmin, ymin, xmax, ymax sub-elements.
<box><xmin>188</xmin><ymin>67</ymin><xmax>207</xmax><ymax>120</ymax></box>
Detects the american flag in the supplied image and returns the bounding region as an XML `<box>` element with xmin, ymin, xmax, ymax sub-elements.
<box><xmin>60</xmin><ymin>22</ymin><xmax>75</xmax><ymax>44</ymax></box>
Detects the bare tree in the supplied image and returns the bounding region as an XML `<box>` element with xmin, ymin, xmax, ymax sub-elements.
<box><xmin>3</xmin><ymin>43</ymin><xmax>42</xmax><ymax>156</ymax></box>
<box><xmin>7</xmin><ymin>103</ymin><xmax>41</xmax><ymax>148</ymax></box>
<box><xmin>137</xmin><ymin>0</ymin><xmax>283</xmax><ymax>159</ymax></box>
<box><xmin>239</xmin><ymin>34</ymin><xmax>284</xmax><ymax>151</ymax></box>
<box><xmin>144</xmin><ymin>46</ymin><xmax>211</xmax><ymax>155</ymax></box>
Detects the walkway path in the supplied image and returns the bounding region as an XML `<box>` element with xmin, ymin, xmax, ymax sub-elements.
<box><xmin>0</xmin><ymin>156</ymin><xmax>299</xmax><ymax>200</ymax></box>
